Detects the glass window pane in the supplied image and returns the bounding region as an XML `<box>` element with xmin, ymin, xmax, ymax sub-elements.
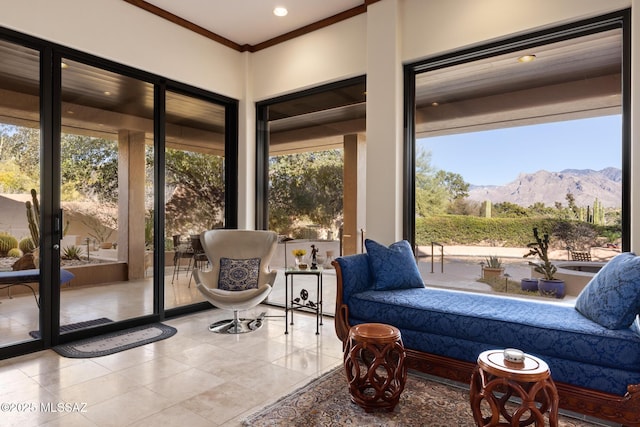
<box><xmin>165</xmin><ymin>90</ymin><xmax>226</xmax><ymax>307</ymax></box>
<box><xmin>0</xmin><ymin>39</ymin><xmax>41</xmax><ymax>346</ymax></box>
<box><xmin>60</xmin><ymin>59</ymin><xmax>155</xmax><ymax>326</ymax></box>
<box><xmin>414</xmin><ymin>29</ymin><xmax>623</xmax><ymax>300</ymax></box>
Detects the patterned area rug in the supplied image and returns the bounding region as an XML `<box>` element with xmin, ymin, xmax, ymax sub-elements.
<box><xmin>243</xmin><ymin>367</ymin><xmax>602</xmax><ymax>427</ymax></box>
<box><xmin>54</xmin><ymin>323</ymin><xmax>177</xmax><ymax>358</ymax></box>
<box><xmin>29</xmin><ymin>317</ymin><xmax>113</xmax><ymax>339</ymax></box>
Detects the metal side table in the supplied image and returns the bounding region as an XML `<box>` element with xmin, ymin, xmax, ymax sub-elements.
<box><xmin>284</xmin><ymin>267</ymin><xmax>323</xmax><ymax>334</ymax></box>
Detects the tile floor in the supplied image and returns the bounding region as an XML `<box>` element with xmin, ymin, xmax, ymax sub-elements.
<box><xmin>0</xmin><ymin>305</ymin><xmax>343</xmax><ymax>426</ymax></box>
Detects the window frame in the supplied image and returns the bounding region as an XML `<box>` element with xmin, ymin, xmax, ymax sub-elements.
<box><xmin>402</xmin><ymin>10</ymin><xmax>631</xmax><ymax>252</ymax></box>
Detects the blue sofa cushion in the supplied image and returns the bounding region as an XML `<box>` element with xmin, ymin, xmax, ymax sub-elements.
<box><xmin>364</xmin><ymin>239</ymin><xmax>424</xmax><ymax>291</ymax></box>
<box><xmin>575</xmin><ymin>252</ymin><xmax>640</xmax><ymax>329</ymax></box>
<box><xmin>347</xmin><ymin>287</ymin><xmax>640</xmax><ymax>373</ymax></box>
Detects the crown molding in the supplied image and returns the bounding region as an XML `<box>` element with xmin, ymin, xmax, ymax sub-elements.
<box><xmin>123</xmin><ymin>0</ymin><xmax>379</xmax><ymax>52</ymax></box>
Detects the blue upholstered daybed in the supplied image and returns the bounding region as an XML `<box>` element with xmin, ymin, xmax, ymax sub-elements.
<box><xmin>333</xmin><ymin>240</ymin><xmax>640</xmax><ymax>427</ymax></box>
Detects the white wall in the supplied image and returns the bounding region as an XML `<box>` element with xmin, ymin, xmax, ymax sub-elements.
<box><xmin>250</xmin><ymin>14</ymin><xmax>367</xmax><ymax>101</ymax></box>
<box><xmin>401</xmin><ymin>0</ymin><xmax>630</xmax><ymax>62</ymax></box>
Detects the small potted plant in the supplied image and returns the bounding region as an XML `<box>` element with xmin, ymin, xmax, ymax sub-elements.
<box><xmin>482</xmin><ymin>255</ymin><xmax>504</xmax><ymax>279</ymax></box>
<box><xmin>523</xmin><ymin>227</ymin><xmax>565</xmax><ymax>298</ymax></box>
<box><xmin>292</xmin><ymin>249</ymin><xmax>307</xmax><ymax>269</ymax></box>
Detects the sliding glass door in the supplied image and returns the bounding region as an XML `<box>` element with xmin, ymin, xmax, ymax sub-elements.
<box><xmin>58</xmin><ymin>59</ymin><xmax>156</xmax><ymax>329</ymax></box>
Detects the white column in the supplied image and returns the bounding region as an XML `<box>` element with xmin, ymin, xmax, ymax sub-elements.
<box><xmin>366</xmin><ymin>0</ymin><xmax>403</xmax><ymax>245</ymax></box>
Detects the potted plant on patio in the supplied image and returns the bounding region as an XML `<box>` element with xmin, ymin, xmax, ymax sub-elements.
<box><xmin>482</xmin><ymin>255</ymin><xmax>504</xmax><ymax>279</ymax></box>
<box><xmin>523</xmin><ymin>227</ymin><xmax>565</xmax><ymax>298</ymax></box>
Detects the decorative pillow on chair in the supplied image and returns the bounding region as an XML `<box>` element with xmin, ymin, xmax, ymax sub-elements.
<box><xmin>218</xmin><ymin>258</ymin><xmax>261</xmax><ymax>291</ymax></box>
<box><xmin>575</xmin><ymin>252</ymin><xmax>640</xmax><ymax>329</ymax></box>
<box><xmin>364</xmin><ymin>239</ymin><xmax>424</xmax><ymax>291</ymax></box>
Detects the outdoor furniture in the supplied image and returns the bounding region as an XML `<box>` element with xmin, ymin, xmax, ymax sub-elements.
<box><xmin>571</xmin><ymin>250</ymin><xmax>592</xmax><ymax>261</ymax></box>
<box><xmin>344</xmin><ymin>323</ymin><xmax>407</xmax><ymax>412</ymax></box>
<box><xmin>171</xmin><ymin>234</ymin><xmax>194</xmax><ymax>284</ymax></box>
<box><xmin>189</xmin><ymin>234</ymin><xmax>208</xmax><ymax>287</ymax></box>
<box><xmin>0</xmin><ymin>269</ymin><xmax>75</xmax><ymax>308</ymax></box>
<box><xmin>470</xmin><ymin>349</ymin><xmax>559</xmax><ymax>426</ymax></box>
<box><xmin>193</xmin><ymin>229</ymin><xmax>278</xmax><ymax>333</ymax></box>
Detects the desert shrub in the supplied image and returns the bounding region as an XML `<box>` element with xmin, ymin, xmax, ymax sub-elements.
<box><xmin>415</xmin><ymin>215</ymin><xmax>584</xmax><ymax>247</ymax></box>
<box><xmin>62</xmin><ymin>245</ymin><xmax>83</xmax><ymax>260</ymax></box>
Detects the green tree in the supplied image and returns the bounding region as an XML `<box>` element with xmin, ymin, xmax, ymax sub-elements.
<box><xmin>434</xmin><ymin>170</ymin><xmax>469</xmax><ymax>202</ymax></box>
<box><xmin>493</xmin><ymin>202</ymin><xmax>529</xmax><ymax>218</ymax></box>
<box><xmin>415</xmin><ymin>147</ymin><xmax>469</xmax><ymax>217</ymax></box>
<box><xmin>60</xmin><ymin>134</ymin><xmax>118</xmax><ymax>202</ymax></box>
<box><xmin>0</xmin><ymin>125</ymin><xmax>40</xmax><ymax>191</ymax></box>
<box><xmin>268</xmin><ymin>150</ymin><xmax>343</xmax><ymax>234</ymax></box>
<box><xmin>164</xmin><ymin>149</ymin><xmax>225</xmax><ymax>234</ymax></box>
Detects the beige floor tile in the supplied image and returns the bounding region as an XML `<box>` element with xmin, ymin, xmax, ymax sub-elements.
<box><xmin>129</xmin><ymin>404</ymin><xmax>213</xmax><ymax>427</ymax></box>
<box><xmin>81</xmin><ymin>386</ymin><xmax>174</xmax><ymax>426</ymax></box>
<box><xmin>32</xmin><ymin>360</ymin><xmax>112</xmax><ymax>393</ymax></box>
<box><xmin>0</xmin><ymin>305</ymin><xmax>345</xmax><ymax>427</ymax></box>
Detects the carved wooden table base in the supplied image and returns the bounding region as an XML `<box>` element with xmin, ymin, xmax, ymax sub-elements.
<box><xmin>344</xmin><ymin>323</ymin><xmax>407</xmax><ymax>412</ymax></box>
<box><xmin>470</xmin><ymin>350</ymin><xmax>559</xmax><ymax>426</ymax></box>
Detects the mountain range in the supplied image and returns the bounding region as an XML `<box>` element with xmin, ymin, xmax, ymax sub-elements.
<box><xmin>467</xmin><ymin>167</ymin><xmax>621</xmax><ymax>208</ymax></box>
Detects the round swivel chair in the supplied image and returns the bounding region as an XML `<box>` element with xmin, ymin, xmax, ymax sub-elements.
<box><xmin>193</xmin><ymin>229</ymin><xmax>278</xmax><ymax>334</ymax></box>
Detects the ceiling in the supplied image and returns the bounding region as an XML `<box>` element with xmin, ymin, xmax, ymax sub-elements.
<box><xmin>136</xmin><ymin>0</ymin><xmax>366</xmax><ymax>48</ymax></box>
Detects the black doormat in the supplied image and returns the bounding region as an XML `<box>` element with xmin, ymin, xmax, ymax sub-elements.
<box><xmin>29</xmin><ymin>317</ymin><xmax>113</xmax><ymax>339</ymax></box>
<box><xmin>53</xmin><ymin>323</ymin><xmax>177</xmax><ymax>358</ymax></box>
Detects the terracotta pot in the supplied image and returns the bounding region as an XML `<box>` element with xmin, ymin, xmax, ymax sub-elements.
<box><xmin>482</xmin><ymin>267</ymin><xmax>503</xmax><ymax>279</ymax></box>
<box><xmin>100</xmin><ymin>242</ymin><xmax>113</xmax><ymax>249</ymax></box>
<box><xmin>538</xmin><ymin>279</ymin><xmax>565</xmax><ymax>299</ymax></box>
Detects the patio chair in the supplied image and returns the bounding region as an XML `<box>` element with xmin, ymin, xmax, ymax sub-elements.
<box><xmin>571</xmin><ymin>250</ymin><xmax>592</xmax><ymax>262</ymax></box>
<box><xmin>188</xmin><ymin>234</ymin><xmax>208</xmax><ymax>287</ymax></box>
<box><xmin>193</xmin><ymin>229</ymin><xmax>277</xmax><ymax>334</ymax></box>
<box><xmin>171</xmin><ymin>234</ymin><xmax>194</xmax><ymax>284</ymax></box>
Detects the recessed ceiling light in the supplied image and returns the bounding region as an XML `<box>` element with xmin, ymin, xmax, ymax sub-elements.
<box><xmin>103</xmin><ymin>91</ymin><xmax>111</xmax><ymax>96</ymax></box>
<box><xmin>273</xmin><ymin>7</ymin><xmax>288</xmax><ymax>17</ymax></box>
<box><xmin>61</xmin><ymin>62</ymin><xmax>68</xmax><ymax>69</ymax></box>
<box><xmin>431</xmin><ymin>102</ymin><xmax>439</xmax><ymax>107</ymax></box>
<box><xmin>517</xmin><ymin>54</ymin><xmax>536</xmax><ymax>63</ymax></box>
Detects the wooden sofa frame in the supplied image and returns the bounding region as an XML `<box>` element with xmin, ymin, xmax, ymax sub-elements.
<box><xmin>333</xmin><ymin>261</ymin><xmax>640</xmax><ymax>427</ymax></box>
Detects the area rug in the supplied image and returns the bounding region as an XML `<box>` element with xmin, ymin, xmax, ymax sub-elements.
<box><xmin>53</xmin><ymin>323</ymin><xmax>177</xmax><ymax>358</ymax></box>
<box><xmin>243</xmin><ymin>367</ymin><xmax>601</xmax><ymax>427</ymax></box>
<box><xmin>28</xmin><ymin>317</ymin><xmax>113</xmax><ymax>339</ymax></box>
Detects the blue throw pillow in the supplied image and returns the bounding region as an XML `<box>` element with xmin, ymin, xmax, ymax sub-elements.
<box><xmin>218</xmin><ymin>258</ymin><xmax>261</xmax><ymax>291</ymax></box>
<box><xmin>364</xmin><ymin>239</ymin><xmax>424</xmax><ymax>291</ymax></box>
<box><xmin>575</xmin><ymin>252</ymin><xmax>640</xmax><ymax>329</ymax></box>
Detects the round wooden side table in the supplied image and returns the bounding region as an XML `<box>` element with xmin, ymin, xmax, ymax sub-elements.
<box><xmin>470</xmin><ymin>349</ymin><xmax>559</xmax><ymax>427</ymax></box>
<box><xmin>343</xmin><ymin>323</ymin><xmax>407</xmax><ymax>412</ymax></box>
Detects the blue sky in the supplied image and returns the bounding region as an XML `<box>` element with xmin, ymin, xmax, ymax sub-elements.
<box><xmin>418</xmin><ymin>115</ymin><xmax>622</xmax><ymax>186</ymax></box>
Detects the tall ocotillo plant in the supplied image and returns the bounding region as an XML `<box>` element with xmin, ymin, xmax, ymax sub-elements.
<box><xmin>25</xmin><ymin>188</ymin><xmax>40</xmax><ymax>247</ymax></box>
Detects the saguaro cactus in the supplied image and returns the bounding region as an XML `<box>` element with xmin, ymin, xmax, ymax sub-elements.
<box><xmin>25</xmin><ymin>188</ymin><xmax>40</xmax><ymax>247</ymax></box>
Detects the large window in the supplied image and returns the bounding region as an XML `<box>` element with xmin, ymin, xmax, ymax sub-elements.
<box><xmin>0</xmin><ymin>27</ymin><xmax>238</xmax><ymax>358</ymax></box>
<box><xmin>164</xmin><ymin>90</ymin><xmax>227</xmax><ymax>308</ymax></box>
<box><xmin>256</xmin><ymin>77</ymin><xmax>366</xmax><ymax>314</ymax></box>
<box><xmin>405</xmin><ymin>13</ymin><xmax>629</xmax><ymax>300</ymax></box>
